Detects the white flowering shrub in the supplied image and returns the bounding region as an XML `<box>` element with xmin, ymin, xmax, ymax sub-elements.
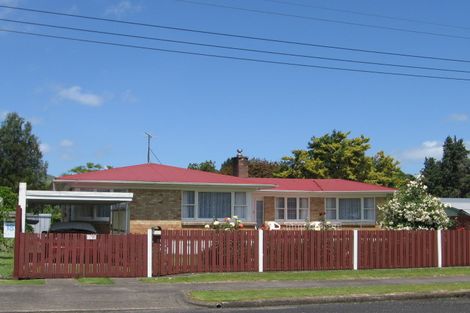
<box><xmin>379</xmin><ymin>179</ymin><xmax>450</xmax><ymax>230</ymax></box>
<box><xmin>205</xmin><ymin>216</ymin><xmax>244</xmax><ymax>231</ymax></box>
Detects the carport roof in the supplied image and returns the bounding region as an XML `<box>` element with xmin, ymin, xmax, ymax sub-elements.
<box><xmin>26</xmin><ymin>190</ymin><xmax>133</xmax><ymax>205</ymax></box>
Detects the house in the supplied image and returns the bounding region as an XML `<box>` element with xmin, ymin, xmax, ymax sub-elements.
<box><xmin>52</xmin><ymin>153</ymin><xmax>395</xmax><ymax>234</ymax></box>
<box><xmin>441</xmin><ymin>198</ymin><xmax>470</xmax><ymax>229</ymax></box>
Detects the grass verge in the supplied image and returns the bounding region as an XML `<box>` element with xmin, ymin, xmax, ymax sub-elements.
<box><xmin>0</xmin><ymin>251</ymin><xmax>13</xmax><ymax>279</ymax></box>
<box><xmin>190</xmin><ymin>282</ymin><xmax>470</xmax><ymax>302</ymax></box>
<box><xmin>142</xmin><ymin>267</ymin><xmax>470</xmax><ymax>284</ymax></box>
<box><xmin>0</xmin><ymin>279</ymin><xmax>45</xmax><ymax>285</ymax></box>
<box><xmin>77</xmin><ymin>277</ymin><xmax>114</xmax><ymax>285</ymax></box>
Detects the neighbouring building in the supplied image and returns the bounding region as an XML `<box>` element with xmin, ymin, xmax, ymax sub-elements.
<box><xmin>52</xmin><ymin>153</ymin><xmax>395</xmax><ymax>234</ymax></box>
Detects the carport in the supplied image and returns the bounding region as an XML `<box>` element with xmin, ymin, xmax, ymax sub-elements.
<box><xmin>18</xmin><ymin>182</ymin><xmax>133</xmax><ymax>234</ymax></box>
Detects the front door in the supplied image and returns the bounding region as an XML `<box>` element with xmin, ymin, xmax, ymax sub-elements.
<box><xmin>255</xmin><ymin>199</ymin><xmax>264</xmax><ymax>228</ymax></box>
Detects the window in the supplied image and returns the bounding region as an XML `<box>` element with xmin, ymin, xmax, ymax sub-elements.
<box><xmin>275</xmin><ymin>197</ymin><xmax>309</xmax><ymax>221</ymax></box>
<box><xmin>182</xmin><ymin>191</ymin><xmax>249</xmax><ymax>220</ymax></box>
<box><xmin>339</xmin><ymin>198</ymin><xmax>362</xmax><ymax>220</ymax></box>
<box><xmin>182</xmin><ymin>191</ymin><xmax>195</xmax><ymax>218</ymax></box>
<box><xmin>276</xmin><ymin>197</ymin><xmax>285</xmax><ymax>220</ymax></box>
<box><xmin>325</xmin><ymin>198</ymin><xmax>337</xmax><ymax>219</ymax></box>
<box><xmin>96</xmin><ymin>205</ymin><xmax>111</xmax><ymax>218</ymax></box>
<box><xmin>363</xmin><ymin>198</ymin><xmax>375</xmax><ymax>220</ymax></box>
<box><xmin>299</xmin><ymin>198</ymin><xmax>309</xmax><ymax>220</ymax></box>
<box><xmin>234</xmin><ymin>192</ymin><xmax>247</xmax><ymax>218</ymax></box>
<box><xmin>325</xmin><ymin>197</ymin><xmax>377</xmax><ymax>221</ymax></box>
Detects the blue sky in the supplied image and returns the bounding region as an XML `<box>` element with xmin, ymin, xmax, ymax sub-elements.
<box><xmin>0</xmin><ymin>0</ymin><xmax>469</xmax><ymax>176</ymax></box>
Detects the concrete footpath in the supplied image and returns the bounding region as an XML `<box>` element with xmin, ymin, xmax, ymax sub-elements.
<box><xmin>2</xmin><ymin>276</ymin><xmax>470</xmax><ymax>312</ymax></box>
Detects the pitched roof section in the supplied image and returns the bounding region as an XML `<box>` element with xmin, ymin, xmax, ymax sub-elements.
<box><xmin>56</xmin><ymin>163</ymin><xmax>272</xmax><ymax>187</ymax></box>
<box><xmin>56</xmin><ymin>163</ymin><xmax>395</xmax><ymax>192</ymax></box>
<box><xmin>247</xmin><ymin>178</ymin><xmax>395</xmax><ymax>192</ymax></box>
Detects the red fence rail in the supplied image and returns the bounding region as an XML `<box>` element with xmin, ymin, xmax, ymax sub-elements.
<box><xmin>263</xmin><ymin>230</ymin><xmax>354</xmax><ymax>271</ymax></box>
<box><xmin>152</xmin><ymin>230</ymin><xmax>258</xmax><ymax>276</ymax></box>
<box><xmin>442</xmin><ymin>230</ymin><xmax>470</xmax><ymax>267</ymax></box>
<box><xmin>359</xmin><ymin>230</ymin><xmax>437</xmax><ymax>269</ymax></box>
<box><xmin>15</xmin><ymin>233</ymin><xmax>147</xmax><ymax>279</ymax></box>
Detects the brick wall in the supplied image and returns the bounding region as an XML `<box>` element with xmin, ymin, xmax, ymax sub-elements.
<box><xmin>130</xmin><ymin>220</ymin><xmax>182</xmax><ymax>233</ymax></box>
<box><xmin>310</xmin><ymin>197</ymin><xmax>325</xmax><ymax>221</ymax></box>
<box><xmin>129</xmin><ymin>189</ymin><xmax>181</xmax><ymax>220</ymax></box>
<box><xmin>264</xmin><ymin>196</ymin><xmax>275</xmax><ymax>221</ymax></box>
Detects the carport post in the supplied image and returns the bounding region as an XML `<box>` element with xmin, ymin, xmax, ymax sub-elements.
<box><xmin>147</xmin><ymin>229</ymin><xmax>152</xmax><ymax>278</ymax></box>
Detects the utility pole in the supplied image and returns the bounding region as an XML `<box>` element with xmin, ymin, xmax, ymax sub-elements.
<box><xmin>145</xmin><ymin>132</ymin><xmax>152</xmax><ymax>163</ymax></box>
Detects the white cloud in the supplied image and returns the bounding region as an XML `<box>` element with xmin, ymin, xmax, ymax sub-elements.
<box><xmin>104</xmin><ymin>1</ymin><xmax>142</xmax><ymax>17</ymax></box>
<box><xmin>60</xmin><ymin>139</ymin><xmax>74</xmax><ymax>148</ymax></box>
<box><xmin>28</xmin><ymin>116</ymin><xmax>42</xmax><ymax>125</ymax></box>
<box><xmin>39</xmin><ymin>143</ymin><xmax>51</xmax><ymax>154</ymax></box>
<box><xmin>448</xmin><ymin>113</ymin><xmax>468</xmax><ymax>122</ymax></box>
<box><xmin>57</xmin><ymin>86</ymin><xmax>104</xmax><ymax>107</ymax></box>
<box><xmin>1</xmin><ymin>110</ymin><xmax>8</xmax><ymax>120</ymax></box>
<box><xmin>402</xmin><ymin>141</ymin><xmax>443</xmax><ymax>160</ymax></box>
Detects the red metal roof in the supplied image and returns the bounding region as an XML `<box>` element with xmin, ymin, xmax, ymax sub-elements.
<box><xmin>56</xmin><ymin>163</ymin><xmax>395</xmax><ymax>192</ymax></box>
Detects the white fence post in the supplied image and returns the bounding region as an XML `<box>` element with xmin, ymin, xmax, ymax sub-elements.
<box><xmin>258</xmin><ymin>229</ymin><xmax>263</xmax><ymax>273</ymax></box>
<box><xmin>18</xmin><ymin>182</ymin><xmax>27</xmax><ymax>233</ymax></box>
<box><xmin>147</xmin><ymin>229</ymin><xmax>153</xmax><ymax>278</ymax></box>
<box><xmin>437</xmin><ymin>229</ymin><xmax>442</xmax><ymax>268</ymax></box>
<box><xmin>353</xmin><ymin>229</ymin><xmax>358</xmax><ymax>270</ymax></box>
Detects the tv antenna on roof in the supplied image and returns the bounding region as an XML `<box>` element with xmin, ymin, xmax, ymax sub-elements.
<box><xmin>145</xmin><ymin>132</ymin><xmax>153</xmax><ymax>163</ymax></box>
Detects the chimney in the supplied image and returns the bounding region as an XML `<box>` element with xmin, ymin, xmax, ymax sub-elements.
<box><xmin>232</xmin><ymin>149</ymin><xmax>249</xmax><ymax>178</ymax></box>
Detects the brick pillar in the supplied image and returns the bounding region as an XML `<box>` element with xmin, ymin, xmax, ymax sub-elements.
<box><xmin>264</xmin><ymin>196</ymin><xmax>275</xmax><ymax>221</ymax></box>
<box><xmin>309</xmin><ymin>197</ymin><xmax>325</xmax><ymax>221</ymax></box>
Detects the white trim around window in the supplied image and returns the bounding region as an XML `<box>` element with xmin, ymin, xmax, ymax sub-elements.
<box><xmin>275</xmin><ymin>196</ymin><xmax>309</xmax><ymax>222</ymax></box>
<box><xmin>324</xmin><ymin>197</ymin><xmax>376</xmax><ymax>222</ymax></box>
<box><xmin>181</xmin><ymin>191</ymin><xmax>251</xmax><ymax>221</ymax></box>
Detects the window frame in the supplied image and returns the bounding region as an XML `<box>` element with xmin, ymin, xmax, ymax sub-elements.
<box><xmin>275</xmin><ymin>196</ymin><xmax>310</xmax><ymax>222</ymax></box>
<box><xmin>324</xmin><ymin>197</ymin><xmax>377</xmax><ymax>222</ymax></box>
<box><xmin>181</xmin><ymin>191</ymin><xmax>250</xmax><ymax>221</ymax></box>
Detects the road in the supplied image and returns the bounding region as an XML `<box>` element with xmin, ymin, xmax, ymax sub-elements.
<box><xmin>33</xmin><ymin>297</ymin><xmax>470</xmax><ymax>313</ymax></box>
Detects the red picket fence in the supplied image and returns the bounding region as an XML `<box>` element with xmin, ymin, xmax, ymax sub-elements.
<box><xmin>442</xmin><ymin>230</ymin><xmax>470</xmax><ymax>267</ymax></box>
<box><xmin>15</xmin><ymin>233</ymin><xmax>147</xmax><ymax>279</ymax></box>
<box><xmin>263</xmin><ymin>230</ymin><xmax>354</xmax><ymax>271</ymax></box>
<box><xmin>152</xmin><ymin>230</ymin><xmax>258</xmax><ymax>276</ymax></box>
<box><xmin>359</xmin><ymin>230</ymin><xmax>437</xmax><ymax>269</ymax></box>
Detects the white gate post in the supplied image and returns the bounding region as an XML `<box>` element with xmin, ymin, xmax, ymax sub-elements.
<box><xmin>18</xmin><ymin>182</ymin><xmax>27</xmax><ymax>233</ymax></box>
<box><xmin>353</xmin><ymin>229</ymin><xmax>358</xmax><ymax>270</ymax></box>
<box><xmin>147</xmin><ymin>229</ymin><xmax>153</xmax><ymax>278</ymax></box>
<box><xmin>437</xmin><ymin>229</ymin><xmax>442</xmax><ymax>268</ymax></box>
<box><xmin>258</xmin><ymin>229</ymin><xmax>263</xmax><ymax>273</ymax></box>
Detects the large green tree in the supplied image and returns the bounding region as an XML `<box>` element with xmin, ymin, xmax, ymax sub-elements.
<box><xmin>219</xmin><ymin>158</ymin><xmax>281</xmax><ymax>178</ymax></box>
<box><xmin>187</xmin><ymin>160</ymin><xmax>217</xmax><ymax>173</ymax></box>
<box><xmin>276</xmin><ymin>130</ymin><xmax>407</xmax><ymax>187</ymax></box>
<box><xmin>66</xmin><ymin>162</ymin><xmax>113</xmax><ymax>175</ymax></box>
<box><xmin>0</xmin><ymin>113</ymin><xmax>48</xmax><ymax>190</ymax></box>
<box><xmin>421</xmin><ymin>136</ymin><xmax>470</xmax><ymax>197</ymax></box>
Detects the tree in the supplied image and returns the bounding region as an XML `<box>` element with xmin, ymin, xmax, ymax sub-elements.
<box><xmin>66</xmin><ymin>162</ymin><xmax>113</xmax><ymax>175</ymax></box>
<box><xmin>378</xmin><ymin>179</ymin><xmax>450</xmax><ymax>230</ymax></box>
<box><xmin>420</xmin><ymin>136</ymin><xmax>470</xmax><ymax>197</ymax></box>
<box><xmin>365</xmin><ymin>151</ymin><xmax>410</xmax><ymax>188</ymax></box>
<box><xmin>0</xmin><ymin>113</ymin><xmax>48</xmax><ymax>190</ymax></box>
<box><xmin>276</xmin><ymin>130</ymin><xmax>408</xmax><ymax>187</ymax></box>
<box><xmin>187</xmin><ymin>160</ymin><xmax>217</xmax><ymax>173</ymax></box>
<box><xmin>218</xmin><ymin>158</ymin><xmax>281</xmax><ymax>177</ymax></box>
<box><xmin>0</xmin><ymin>186</ymin><xmax>17</xmax><ymax>250</ymax></box>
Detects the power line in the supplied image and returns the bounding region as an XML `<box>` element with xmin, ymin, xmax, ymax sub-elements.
<box><xmin>175</xmin><ymin>0</ymin><xmax>470</xmax><ymax>41</ymax></box>
<box><xmin>2</xmin><ymin>18</ymin><xmax>470</xmax><ymax>74</ymax></box>
<box><xmin>262</xmin><ymin>0</ymin><xmax>470</xmax><ymax>31</ymax></box>
<box><xmin>1</xmin><ymin>4</ymin><xmax>470</xmax><ymax>64</ymax></box>
<box><xmin>2</xmin><ymin>28</ymin><xmax>470</xmax><ymax>82</ymax></box>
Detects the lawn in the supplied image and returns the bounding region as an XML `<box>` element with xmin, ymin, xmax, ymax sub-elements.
<box><xmin>0</xmin><ymin>250</ymin><xmax>13</xmax><ymax>279</ymax></box>
<box><xmin>143</xmin><ymin>267</ymin><xmax>470</xmax><ymax>284</ymax></box>
<box><xmin>190</xmin><ymin>282</ymin><xmax>470</xmax><ymax>302</ymax></box>
<box><xmin>76</xmin><ymin>277</ymin><xmax>114</xmax><ymax>285</ymax></box>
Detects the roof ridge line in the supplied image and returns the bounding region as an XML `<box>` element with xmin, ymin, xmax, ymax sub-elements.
<box><xmin>311</xmin><ymin>179</ymin><xmax>324</xmax><ymax>191</ymax></box>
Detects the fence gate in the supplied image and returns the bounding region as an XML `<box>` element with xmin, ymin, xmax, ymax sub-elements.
<box><xmin>152</xmin><ymin>230</ymin><xmax>258</xmax><ymax>276</ymax></box>
<box><xmin>15</xmin><ymin>233</ymin><xmax>147</xmax><ymax>279</ymax></box>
